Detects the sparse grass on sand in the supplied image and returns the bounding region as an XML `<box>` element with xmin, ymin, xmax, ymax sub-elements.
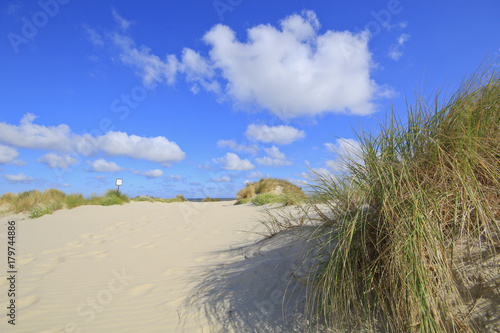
<box><xmin>236</xmin><ymin>177</ymin><xmax>306</xmax><ymax>205</ymax></box>
<box><xmin>0</xmin><ymin>189</ymin><xmax>135</xmax><ymax>218</ymax></box>
<box><xmin>131</xmin><ymin>194</ymin><xmax>187</xmax><ymax>203</ymax></box>
<box><xmin>263</xmin><ymin>66</ymin><xmax>500</xmax><ymax>332</ymax></box>
<box><xmin>202</xmin><ymin>196</ymin><xmax>221</xmax><ymax>202</ymax></box>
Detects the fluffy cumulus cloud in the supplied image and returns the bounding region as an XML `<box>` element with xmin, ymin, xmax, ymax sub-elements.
<box><xmin>0</xmin><ymin>114</ymin><xmax>185</xmax><ymax>165</ymax></box>
<box><xmin>37</xmin><ymin>153</ymin><xmax>79</xmax><ymax>169</ymax></box>
<box><xmin>247</xmin><ymin>171</ymin><xmax>265</xmax><ymax>179</ymax></box>
<box><xmin>0</xmin><ymin>144</ymin><xmax>19</xmax><ymax>164</ymax></box>
<box><xmin>89</xmin><ymin>131</ymin><xmax>185</xmax><ymax>164</ymax></box>
<box><xmin>256</xmin><ymin>146</ymin><xmax>292</xmax><ymax>167</ymax></box>
<box><xmin>132</xmin><ymin>169</ymin><xmax>164</xmax><ymax>178</ymax></box>
<box><xmin>213</xmin><ymin>152</ymin><xmax>254</xmax><ymax>171</ymax></box>
<box><xmin>325</xmin><ymin>138</ymin><xmax>363</xmax><ymax>171</ymax></box>
<box><xmin>4</xmin><ymin>173</ymin><xmax>34</xmax><ymax>183</ymax></box>
<box><xmin>107</xmin><ymin>10</ymin><xmax>379</xmax><ymax>118</ymax></box>
<box><xmin>0</xmin><ymin>114</ymin><xmax>73</xmax><ymax>151</ymax></box>
<box><xmin>88</xmin><ymin>159</ymin><xmax>124</xmax><ymax>173</ymax></box>
<box><xmin>217</xmin><ymin>139</ymin><xmax>259</xmax><ymax>155</ymax></box>
<box><xmin>210</xmin><ymin>176</ymin><xmax>231</xmax><ymax>183</ymax></box>
<box><xmin>245</xmin><ymin>124</ymin><xmax>305</xmax><ymax>145</ymax></box>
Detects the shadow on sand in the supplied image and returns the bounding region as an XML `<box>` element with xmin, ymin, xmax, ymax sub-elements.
<box><xmin>182</xmin><ymin>226</ymin><xmax>321</xmax><ymax>332</ymax></box>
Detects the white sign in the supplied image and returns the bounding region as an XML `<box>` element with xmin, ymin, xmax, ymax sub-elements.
<box><xmin>115</xmin><ymin>178</ymin><xmax>123</xmax><ymax>186</ymax></box>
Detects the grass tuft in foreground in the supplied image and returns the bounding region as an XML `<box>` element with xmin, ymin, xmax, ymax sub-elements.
<box><xmin>298</xmin><ymin>67</ymin><xmax>500</xmax><ymax>332</ymax></box>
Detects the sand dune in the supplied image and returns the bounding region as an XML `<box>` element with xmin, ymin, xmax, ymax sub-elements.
<box><xmin>0</xmin><ymin>201</ymin><xmax>313</xmax><ymax>332</ymax></box>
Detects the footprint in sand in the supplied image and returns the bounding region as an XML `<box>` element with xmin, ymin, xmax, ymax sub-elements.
<box><xmin>176</xmin><ymin>226</ymin><xmax>192</xmax><ymax>232</ymax></box>
<box><xmin>33</xmin><ymin>265</ymin><xmax>55</xmax><ymax>276</ymax></box>
<box><xmin>17</xmin><ymin>295</ymin><xmax>40</xmax><ymax>310</ymax></box>
<box><xmin>131</xmin><ymin>242</ymin><xmax>158</xmax><ymax>249</ymax></box>
<box><xmin>18</xmin><ymin>256</ymin><xmax>36</xmax><ymax>266</ymax></box>
<box><xmin>194</xmin><ymin>256</ymin><xmax>208</xmax><ymax>263</ymax></box>
<box><xmin>70</xmin><ymin>250</ymin><xmax>109</xmax><ymax>260</ymax></box>
<box><xmin>162</xmin><ymin>268</ymin><xmax>174</xmax><ymax>277</ymax></box>
<box><xmin>41</xmin><ymin>247</ymin><xmax>64</xmax><ymax>255</ymax></box>
<box><xmin>128</xmin><ymin>284</ymin><xmax>156</xmax><ymax>298</ymax></box>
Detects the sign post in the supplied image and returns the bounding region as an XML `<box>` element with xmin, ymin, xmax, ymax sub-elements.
<box><xmin>115</xmin><ymin>178</ymin><xmax>123</xmax><ymax>194</ymax></box>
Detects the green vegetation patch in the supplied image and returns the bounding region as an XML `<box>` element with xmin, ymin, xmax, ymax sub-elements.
<box><xmin>236</xmin><ymin>178</ymin><xmax>305</xmax><ymax>205</ymax></box>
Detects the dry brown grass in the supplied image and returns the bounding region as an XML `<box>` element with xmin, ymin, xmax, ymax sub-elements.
<box><xmin>236</xmin><ymin>177</ymin><xmax>305</xmax><ymax>204</ymax></box>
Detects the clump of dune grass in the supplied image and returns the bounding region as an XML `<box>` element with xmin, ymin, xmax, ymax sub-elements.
<box><xmin>132</xmin><ymin>195</ymin><xmax>155</xmax><ymax>202</ymax></box>
<box><xmin>29</xmin><ymin>202</ymin><xmax>63</xmax><ymax>218</ymax></box>
<box><xmin>303</xmin><ymin>67</ymin><xmax>500</xmax><ymax>332</ymax></box>
<box><xmin>0</xmin><ymin>192</ymin><xmax>16</xmax><ymax>205</ymax></box>
<box><xmin>98</xmin><ymin>189</ymin><xmax>129</xmax><ymax>206</ymax></box>
<box><xmin>236</xmin><ymin>177</ymin><xmax>305</xmax><ymax>204</ymax></box>
<box><xmin>202</xmin><ymin>196</ymin><xmax>221</xmax><ymax>202</ymax></box>
<box><xmin>65</xmin><ymin>193</ymin><xmax>89</xmax><ymax>209</ymax></box>
<box><xmin>104</xmin><ymin>189</ymin><xmax>130</xmax><ymax>203</ymax></box>
<box><xmin>176</xmin><ymin>194</ymin><xmax>187</xmax><ymax>202</ymax></box>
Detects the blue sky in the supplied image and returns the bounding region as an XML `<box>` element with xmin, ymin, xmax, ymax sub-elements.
<box><xmin>0</xmin><ymin>0</ymin><xmax>499</xmax><ymax>198</ymax></box>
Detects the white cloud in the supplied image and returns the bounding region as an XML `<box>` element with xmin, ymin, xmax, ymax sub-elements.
<box><xmin>0</xmin><ymin>114</ymin><xmax>185</xmax><ymax>165</ymax></box>
<box><xmin>255</xmin><ymin>156</ymin><xmax>292</xmax><ymax>167</ymax></box>
<box><xmin>88</xmin><ymin>159</ymin><xmax>124</xmax><ymax>173</ymax></box>
<box><xmin>84</xmin><ymin>26</ymin><xmax>104</xmax><ymax>46</ymax></box>
<box><xmin>0</xmin><ymin>113</ymin><xmax>73</xmax><ymax>151</ymax></box>
<box><xmin>213</xmin><ymin>152</ymin><xmax>255</xmax><ymax>171</ymax></box>
<box><xmin>10</xmin><ymin>159</ymin><xmax>26</xmax><ymax>166</ymax></box>
<box><xmin>389</xmin><ymin>33</ymin><xmax>410</xmax><ymax>61</ymax></box>
<box><xmin>4</xmin><ymin>173</ymin><xmax>34</xmax><ymax>183</ymax></box>
<box><xmin>256</xmin><ymin>145</ymin><xmax>292</xmax><ymax>167</ymax></box>
<box><xmin>180</xmin><ymin>48</ymin><xmax>221</xmax><ymax>94</ymax></box>
<box><xmin>131</xmin><ymin>169</ymin><xmax>164</xmax><ymax>178</ymax></box>
<box><xmin>217</xmin><ymin>139</ymin><xmax>259</xmax><ymax>155</ymax></box>
<box><xmin>245</xmin><ymin>124</ymin><xmax>305</xmax><ymax>145</ymax></box>
<box><xmin>325</xmin><ymin>138</ymin><xmax>363</xmax><ymax>171</ymax></box>
<box><xmin>264</xmin><ymin>146</ymin><xmax>285</xmax><ymax>160</ymax></box>
<box><xmin>202</xmin><ymin>10</ymin><xmax>377</xmax><ymax>118</ymax></box>
<box><xmin>167</xmin><ymin>175</ymin><xmax>183</xmax><ymax>182</ymax></box>
<box><xmin>111</xmin><ymin>33</ymin><xmax>179</xmax><ymax>87</ymax></box>
<box><xmin>247</xmin><ymin>171</ymin><xmax>265</xmax><ymax>179</ymax></box>
<box><xmin>0</xmin><ymin>144</ymin><xmax>19</xmax><ymax>164</ymax></box>
<box><xmin>37</xmin><ymin>153</ymin><xmax>79</xmax><ymax>169</ymax></box>
<box><xmin>210</xmin><ymin>176</ymin><xmax>231</xmax><ymax>183</ymax></box>
<box><xmin>108</xmin><ymin>10</ymin><xmax>379</xmax><ymax>118</ymax></box>
<box><xmin>112</xmin><ymin>8</ymin><xmax>132</xmax><ymax>32</ymax></box>
<box><xmin>90</xmin><ymin>131</ymin><xmax>185</xmax><ymax>164</ymax></box>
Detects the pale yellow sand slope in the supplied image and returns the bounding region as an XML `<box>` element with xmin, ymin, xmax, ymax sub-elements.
<box><xmin>0</xmin><ymin>201</ymin><xmax>312</xmax><ymax>332</ymax></box>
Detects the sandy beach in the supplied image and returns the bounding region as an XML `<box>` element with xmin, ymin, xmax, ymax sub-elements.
<box><xmin>0</xmin><ymin>201</ymin><xmax>314</xmax><ymax>332</ymax></box>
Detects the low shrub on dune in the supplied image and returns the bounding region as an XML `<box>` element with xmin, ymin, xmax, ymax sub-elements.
<box><xmin>236</xmin><ymin>178</ymin><xmax>305</xmax><ymax>205</ymax></box>
<box><xmin>202</xmin><ymin>196</ymin><xmax>221</xmax><ymax>202</ymax></box>
<box><xmin>65</xmin><ymin>193</ymin><xmax>88</xmax><ymax>209</ymax></box>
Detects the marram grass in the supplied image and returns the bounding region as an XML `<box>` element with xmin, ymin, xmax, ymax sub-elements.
<box><xmin>303</xmin><ymin>67</ymin><xmax>500</xmax><ymax>332</ymax></box>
